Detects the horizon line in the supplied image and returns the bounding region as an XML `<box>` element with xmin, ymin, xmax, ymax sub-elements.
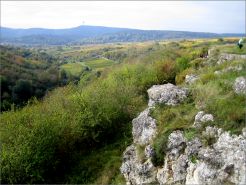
<box><xmin>1</xmin><ymin>24</ymin><xmax>245</xmax><ymax>35</ymax></box>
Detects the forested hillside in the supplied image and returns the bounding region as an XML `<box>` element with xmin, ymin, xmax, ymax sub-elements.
<box><xmin>0</xmin><ymin>46</ymin><xmax>65</xmax><ymax>111</ymax></box>
<box><xmin>1</xmin><ymin>38</ymin><xmax>245</xmax><ymax>184</ymax></box>
<box><xmin>1</xmin><ymin>25</ymin><xmax>244</xmax><ymax>45</ymax></box>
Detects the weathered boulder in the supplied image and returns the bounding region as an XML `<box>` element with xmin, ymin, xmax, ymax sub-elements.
<box><xmin>185</xmin><ymin>74</ymin><xmax>199</xmax><ymax>84</ymax></box>
<box><xmin>193</xmin><ymin>111</ymin><xmax>214</xmax><ymax>128</ymax></box>
<box><xmin>147</xmin><ymin>83</ymin><xmax>188</xmax><ymax>106</ymax></box>
<box><xmin>132</xmin><ymin>108</ymin><xmax>157</xmax><ymax>145</ymax></box>
<box><xmin>233</xmin><ymin>76</ymin><xmax>246</xmax><ymax>94</ymax></box>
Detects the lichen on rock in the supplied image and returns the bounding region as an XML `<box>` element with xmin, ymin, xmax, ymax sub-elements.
<box><xmin>147</xmin><ymin>83</ymin><xmax>189</xmax><ymax>107</ymax></box>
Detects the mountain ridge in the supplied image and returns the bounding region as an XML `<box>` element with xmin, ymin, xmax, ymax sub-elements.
<box><xmin>0</xmin><ymin>25</ymin><xmax>244</xmax><ymax>45</ymax></box>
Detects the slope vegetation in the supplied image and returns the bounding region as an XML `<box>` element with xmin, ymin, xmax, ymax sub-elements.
<box><xmin>0</xmin><ymin>38</ymin><xmax>245</xmax><ymax>184</ymax></box>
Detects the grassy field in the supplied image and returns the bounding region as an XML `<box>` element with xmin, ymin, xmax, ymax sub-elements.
<box><xmin>218</xmin><ymin>44</ymin><xmax>246</xmax><ymax>54</ymax></box>
<box><xmin>84</xmin><ymin>58</ymin><xmax>115</xmax><ymax>69</ymax></box>
<box><xmin>60</xmin><ymin>62</ymin><xmax>86</xmax><ymax>76</ymax></box>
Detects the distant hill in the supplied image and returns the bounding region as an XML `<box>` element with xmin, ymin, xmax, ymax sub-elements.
<box><xmin>0</xmin><ymin>25</ymin><xmax>244</xmax><ymax>45</ymax></box>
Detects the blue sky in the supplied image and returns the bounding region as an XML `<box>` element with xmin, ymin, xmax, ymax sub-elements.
<box><xmin>1</xmin><ymin>1</ymin><xmax>245</xmax><ymax>33</ymax></box>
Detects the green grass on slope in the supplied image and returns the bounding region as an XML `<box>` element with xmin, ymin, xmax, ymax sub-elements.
<box><xmin>0</xmin><ymin>54</ymin><xmax>178</xmax><ymax>184</ymax></box>
<box><xmin>65</xmin><ymin>123</ymin><xmax>132</xmax><ymax>184</ymax></box>
<box><xmin>218</xmin><ymin>44</ymin><xmax>246</xmax><ymax>54</ymax></box>
<box><xmin>84</xmin><ymin>58</ymin><xmax>115</xmax><ymax>69</ymax></box>
<box><xmin>151</xmin><ymin>48</ymin><xmax>246</xmax><ymax>167</ymax></box>
<box><xmin>2</xmin><ymin>39</ymin><xmax>245</xmax><ymax>184</ymax></box>
<box><xmin>60</xmin><ymin>62</ymin><xmax>86</xmax><ymax>76</ymax></box>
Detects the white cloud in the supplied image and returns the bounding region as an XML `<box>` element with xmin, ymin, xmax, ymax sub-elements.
<box><xmin>1</xmin><ymin>1</ymin><xmax>245</xmax><ymax>33</ymax></box>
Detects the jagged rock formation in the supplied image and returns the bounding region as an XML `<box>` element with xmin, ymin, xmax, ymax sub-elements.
<box><xmin>120</xmin><ymin>144</ymin><xmax>157</xmax><ymax>185</ymax></box>
<box><xmin>132</xmin><ymin>108</ymin><xmax>157</xmax><ymax>145</ymax></box>
<box><xmin>233</xmin><ymin>76</ymin><xmax>246</xmax><ymax>94</ymax></box>
<box><xmin>120</xmin><ymin>83</ymin><xmax>188</xmax><ymax>185</ymax></box>
<box><xmin>120</xmin><ymin>82</ymin><xmax>246</xmax><ymax>185</ymax></box>
<box><xmin>186</xmin><ymin>126</ymin><xmax>246</xmax><ymax>185</ymax></box>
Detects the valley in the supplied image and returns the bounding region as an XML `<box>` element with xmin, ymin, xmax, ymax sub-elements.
<box><xmin>1</xmin><ymin>37</ymin><xmax>246</xmax><ymax>184</ymax></box>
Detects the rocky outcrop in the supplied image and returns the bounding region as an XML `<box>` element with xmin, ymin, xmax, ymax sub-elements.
<box><xmin>233</xmin><ymin>76</ymin><xmax>246</xmax><ymax>94</ymax></box>
<box><xmin>120</xmin><ymin>144</ymin><xmax>157</xmax><ymax>185</ymax></box>
<box><xmin>147</xmin><ymin>83</ymin><xmax>188</xmax><ymax>107</ymax></box>
<box><xmin>120</xmin><ymin>83</ymin><xmax>246</xmax><ymax>185</ymax></box>
<box><xmin>156</xmin><ymin>131</ymin><xmax>188</xmax><ymax>184</ymax></box>
<box><xmin>157</xmin><ymin>127</ymin><xmax>246</xmax><ymax>185</ymax></box>
<box><xmin>132</xmin><ymin>108</ymin><xmax>157</xmax><ymax>146</ymax></box>
<box><xmin>121</xmin><ymin>83</ymin><xmax>188</xmax><ymax>185</ymax></box>
<box><xmin>217</xmin><ymin>53</ymin><xmax>246</xmax><ymax>65</ymax></box>
<box><xmin>185</xmin><ymin>74</ymin><xmax>199</xmax><ymax>84</ymax></box>
<box><xmin>186</xmin><ymin>127</ymin><xmax>246</xmax><ymax>185</ymax></box>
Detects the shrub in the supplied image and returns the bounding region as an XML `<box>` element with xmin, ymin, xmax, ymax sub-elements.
<box><xmin>0</xmin><ymin>56</ymin><xmax>179</xmax><ymax>183</ymax></box>
<box><xmin>175</xmin><ymin>56</ymin><xmax>190</xmax><ymax>72</ymax></box>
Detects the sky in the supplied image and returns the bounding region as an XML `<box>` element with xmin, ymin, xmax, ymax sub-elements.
<box><xmin>1</xmin><ymin>1</ymin><xmax>245</xmax><ymax>33</ymax></box>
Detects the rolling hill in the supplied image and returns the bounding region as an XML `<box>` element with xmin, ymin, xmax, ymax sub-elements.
<box><xmin>0</xmin><ymin>25</ymin><xmax>244</xmax><ymax>45</ymax></box>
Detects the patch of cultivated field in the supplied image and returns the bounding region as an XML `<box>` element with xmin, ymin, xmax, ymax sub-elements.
<box><xmin>61</xmin><ymin>62</ymin><xmax>86</xmax><ymax>76</ymax></box>
<box><xmin>84</xmin><ymin>58</ymin><xmax>115</xmax><ymax>69</ymax></box>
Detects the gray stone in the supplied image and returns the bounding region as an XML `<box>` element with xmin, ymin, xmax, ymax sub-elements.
<box><xmin>120</xmin><ymin>144</ymin><xmax>157</xmax><ymax>185</ymax></box>
<box><xmin>132</xmin><ymin>108</ymin><xmax>157</xmax><ymax>145</ymax></box>
<box><xmin>167</xmin><ymin>130</ymin><xmax>186</xmax><ymax>150</ymax></box>
<box><xmin>193</xmin><ymin>111</ymin><xmax>214</xmax><ymax>128</ymax></box>
<box><xmin>185</xmin><ymin>74</ymin><xmax>199</xmax><ymax>85</ymax></box>
<box><xmin>145</xmin><ymin>145</ymin><xmax>155</xmax><ymax>158</ymax></box>
<box><xmin>233</xmin><ymin>76</ymin><xmax>246</xmax><ymax>94</ymax></box>
<box><xmin>147</xmin><ymin>83</ymin><xmax>188</xmax><ymax>107</ymax></box>
<box><xmin>157</xmin><ymin>131</ymin><xmax>188</xmax><ymax>184</ymax></box>
<box><xmin>185</xmin><ymin>137</ymin><xmax>202</xmax><ymax>156</ymax></box>
<box><xmin>186</xmin><ymin>127</ymin><xmax>246</xmax><ymax>185</ymax></box>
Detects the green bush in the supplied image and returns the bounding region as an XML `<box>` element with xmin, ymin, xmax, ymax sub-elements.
<box><xmin>175</xmin><ymin>56</ymin><xmax>191</xmax><ymax>72</ymax></box>
<box><xmin>0</xmin><ymin>55</ymin><xmax>178</xmax><ymax>183</ymax></box>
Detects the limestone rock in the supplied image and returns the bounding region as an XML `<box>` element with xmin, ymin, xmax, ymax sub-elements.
<box><xmin>186</xmin><ymin>127</ymin><xmax>246</xmax><ymax>185</ymax></box>
<box><xmin>147</xmin><ymin>83</ymin><xmax>188</xmax><ymax>106</ymax></box>
<box><xmin>120</xmin><ymin>144</ymin><xmax>157</xmax><ymax>185</ymax></box>
<box><xmin>193</xmin><ymin>111</ymin><xmax>214</xmax><ymax>128</ymax></box>
<box><xmin>132</xmin><ymin>108</ymin><xmax>157</xmax><ymax>145</ymax></box>
<box><xmin>233</xmin><ymin>76</ymin><xmax>246</xmax><ymax>94</ymax></box>
<box><xmin>185</xmin><ymin>74</ymin><xmax>199</xmax><ymax>84</ymax></box>
<box><xmin>167</xmin><ymin>130</ymin><xmax>186</xmax><ymax>151</ymax></box>
<box><xmin>185</xmin><ymin>137</ymin><xmax>202</xmax><ymax>156</ymax></box>
<box><xmin>145</xmin><ymin>145</ymin><xmax>155</xmax><ymax>158</ymax></box>
<box><xmin>157</xmin><ymin>131</ymin><xmax>188</xmax><ymax>184</ymax></box>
